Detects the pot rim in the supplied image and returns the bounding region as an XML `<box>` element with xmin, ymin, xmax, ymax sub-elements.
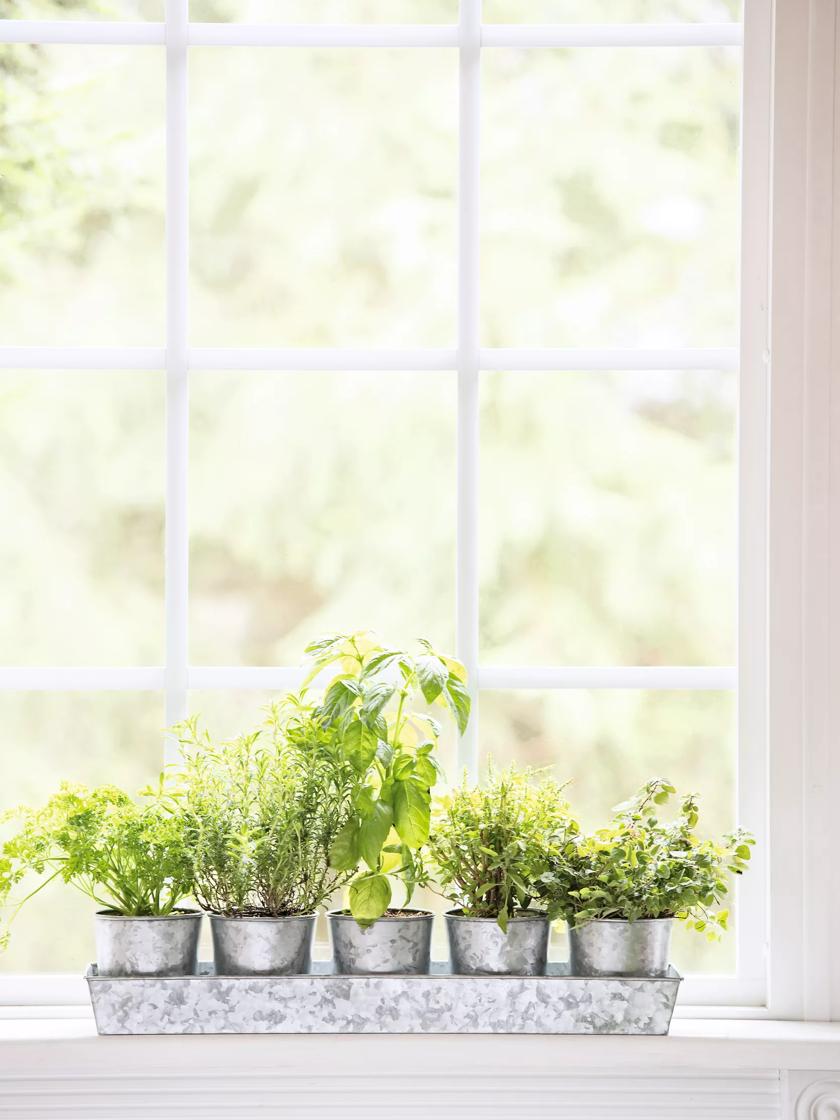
<box><xmin>444</xmin><ymin>908</ymin><xmax>549</xmax><ymax>923</ymax></box>
<box><xmin>328</xmin><ymin>907</ymin><xmax>433</xmax><ymax>922</ymax></box>
<box><xmin>208</xmin><ymin>911</ymin><xmax>317</xmax><ymax>923</ymax></box>
<box><xmin>95</xmin><ymin>908</ymin><xmax>202</xmax><ymax>921</ymax></box>
<box><xmin>571</xmin><ymin>916</ymin><xmax>675</xmax><ymax>926</ymax></box>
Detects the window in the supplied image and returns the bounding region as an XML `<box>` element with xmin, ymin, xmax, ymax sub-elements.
<box><xmin>0</xmin><ymin>0</ymin><xmax>769</xmax><ymax>1008</ymax></box>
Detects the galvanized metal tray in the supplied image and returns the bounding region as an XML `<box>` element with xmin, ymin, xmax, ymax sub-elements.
<box><xmin>86</xmin><ymin>961</ymin><xmax>681</xmax><ymax>1035</ymax></box>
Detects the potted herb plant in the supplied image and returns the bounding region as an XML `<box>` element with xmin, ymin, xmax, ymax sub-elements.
<box><xmin>542</xmin><ymin>778</ymin><xmax>754</xmax><ymax>977</ymax></box>
<box><xmin>174</xmin><ymin>694</ymin><xmax>362</xmax><ymax>977</ymax></box>
<box><xmin>303</xmin><ymin>632</ymin><xmax>470</xmax><ymax>974</ymax></box>
<box><xmin>428</xmin><ymin>765</ymin><xmax>577</xmax><ymax>975</ymax></box>
<box><xmin>0</xmin><ymin>782</ymin><xmax>197</xmax><ymax>977</ymax></box>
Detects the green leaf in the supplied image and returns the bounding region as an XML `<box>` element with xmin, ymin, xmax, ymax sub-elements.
<box><xmin>417</xmin><ymin>713</ymin><xmax>442</xmax><ymax>739</ymax></box>
<box><xmin>392</xmin><ymin>754</ymin><xmax>415</xmax><ymax>781</ymax></box>
<box><xmin>349</xmin><ymin>873</ymin><xmax>392</xmax><ymax>924</ymax></box>
<box><xmin>414</xmin><ymin>755</ymin><xmax>438</xmax><ymax>786</ymax></box>
<box><xmin>362</xmin><ymin>650</ymin><xmax>403</xmax><ymax>676</ymax></box>
<box><xmin>393</xmin><ymin>779</ymin><xmax>430</xmax><ymax>848</ymax></box>
<box><xmin>360</xmin><ymin>682</ymin><xmax>396</xmax><ymax>724</ymax></box>
<box><xmin>358</xmin><ymin>800</ymin><xmax>393</xmax><ymax>871</ymax></box>
<box><xmin>375</xmin><ymin>739</ymin><xmax>394</xmax><ymax>768</ymax></box>
<box><xmin>329</xmin><ymin>823</ymin><xmax>360</xmax><ymax>871</ymax></box>
<box><xmin>319</xmin><ymin>676</ymin><xmax>361</xmax><ymax>724</ymax></box>
<box><xmin>341</xmin><ymin>721</ymin><xmax>378</xmax><ymax>771</ymax></box>
<box><xmin>443</xmin><ymin>674</ymin><xmax>471</xmax><ymax>735</ymax></box>
<box><xmin>416</xmin><ymin>653</ymin><xmax>448</xmax><ymax>704</ymax></box>
<box><xmin>353</xmin><ymin>787</ymin><xmax>376</xmax><ymax>819</ymax></box>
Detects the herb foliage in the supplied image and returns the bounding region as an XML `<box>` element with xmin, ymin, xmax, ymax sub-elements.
<box><xmin>428</xmin><ymin>765</ymin><xmax>578</xmax><ymax>930</ymax></box>
<box><xmin>542</xmin><ymin>778</ymin><xmax>754</xmax><ymax>938</ymax></box>
<box><xmin>0</xmin><ymin>781</ymin><xmax>192</xmax><ymax>947</ymax></box>
<box><xmin>173</xmin><ymin>695</ymin><xmax>361</xmax><ymax>916</ymax></box>
<box><xmin>304</xmin><ymin>632</ymin><xmax>471</xmax><ymax>925</ymax></box>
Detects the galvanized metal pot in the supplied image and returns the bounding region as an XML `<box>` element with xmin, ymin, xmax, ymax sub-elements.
<box><xmin>95</xmin><ymin>910</ymin><xmax>201</xmax><ymax>977</ymax></box>
<box><xmin>329</xmin><ymin>909</ymin><xmax>433</xmax><ymax>975</ymax></box>
<box><xmin>445</xmin><ymin>909</ymin><xmax>550</xmax><ymax>975</ymax></box>
<box><xmin>210</xmin><ymin>913</ymin><xmax>316</xmax><ymax>976</ymax></box>
<box><xmin>568</xmin><ymin>917</ymin><xmax>673</xmax><ymax>977</ymax></box>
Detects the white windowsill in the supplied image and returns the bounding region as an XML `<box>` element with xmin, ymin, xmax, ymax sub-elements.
<box><xmin>0</xmin><ymin>1014</ymin><xmax>839</xmax><ymax>1072</ymax></box>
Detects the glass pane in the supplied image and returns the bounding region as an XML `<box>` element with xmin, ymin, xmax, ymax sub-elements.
<box><xmin>189</xmin><ymin>371</ymin><xmax>456</xmax><ymax>664</ymax></box>
<box><xmin>479</xmin><ymin>688</ymin><xmax>736</xmax><ymax>973</ymax></box>
<box><xmin>0</xmin><ymin>46</ymin><xmax>164</xmax><ymax>345</ymax></box>
<box><xmin>3</xmin><ymin>1</ymin><xmax>163</xmax><ymax>16</ymax></box>
<box><xmin>190</xmin><ymin>0</ymin><xmax>457</xmax><ymax>20</ymax></box>
<box><xmin>484</xmin><ymin>0</ymin><xmax>741</xmax><ymax>21</ymax></box>
<box><xmin>186</xmin><ymin>690</ymin><xmax>279</xmax><ymax>742</ymax></box>
<box><xmin>190</xmin><ymin>49</ymin><xmax>456</xmax><ymax>347</ymax></box>
<box><xmin>481</xmin><ymin>47</ymin><xmax>741</xmax><ymax>346</ymax></box>
<box><xmin>479</xmin><ymin>370</ymin><xmax>736</xmax><ymax>665</ymax></box>
<box><xmin>0</xmin><ymin>372</ymin><xmax>164</xmax><ymax>665</ymax></box>
<box><xmin>0</xmin><ymin>693</ymin><xmax>164</xmax><ymax>974</ymax></box>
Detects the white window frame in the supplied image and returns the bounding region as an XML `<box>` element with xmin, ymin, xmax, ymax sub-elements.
<box><xmin>0</xmin><ymin>0</ymin><xmax>798</xmax><ymax>1016</ymax></box>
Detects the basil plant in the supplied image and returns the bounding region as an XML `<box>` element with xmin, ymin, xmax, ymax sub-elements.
<box><xmin>304</xmin><ymin>632</ymin><xmax>471</xmax><ymax>926</ymax></box>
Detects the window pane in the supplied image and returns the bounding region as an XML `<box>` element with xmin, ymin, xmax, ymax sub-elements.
<box><xmin>481</xmin><ymin>47</ymin><xmax>740</xmax><ymax>346</ymax></box>
<box><xmin>187</xmin><ymin>690</ymin><xmax>279</xmax><ymax>741</ymax></box>
<box><xmin>189</xmin><ymin>371</ymin><xmax>456</xmax><ymax>664</ymax></box>
<box><xmin>0</xmin><ymin>693</ymin><xmax>163</xmax><ymax>974</ymax></box>
<box><xmin>190</xmin><ymin>49</ymin><xmax>456</xmax><ymax>347</ymax></box>
<box><xmin>0</xmin><ymin>46</ymin><xmax>164</xmax><ymax>346</ymax></box>
<box><xmin>480</xmin><ymin>370</ymin><xmax>736</xmax><ymax>665</ymax></box>
<box><xmin>480</xmin><ymin>688</ymin><xmax>736</xmax><ymax>973</ymax></box>
<box><xmin>190</xmin><ymin>0</ymin><xmax>457</xmax><ymax>20</ymax></box>
<box><xmin>484</xmin><ymin>0</ymin><xmax>741</xmax><ymax>21</ymax></box>
<box><xmin>3</xmin><ymin>1</ymin><xmax>163</xmax><ymax>16</ymax></box>
<box><xmin>0</xmin><ymin>372</ymin><xmax>164</xmax><ymax>665</ymax></box>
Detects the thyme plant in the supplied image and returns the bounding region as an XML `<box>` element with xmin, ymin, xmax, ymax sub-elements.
<box><xmin>173</xmin><ymin>696</ymin><xmax>362</xmax><ymax>916</ymax></box>
<box><xmin>428</xmin><ymin>765</ymin><xmax>578</xmax><ymax>930</ymax></box>
<box><xmin>0</xmin><ymin>781</ymin><xmax>193</xmax><ymax>947</ymax></box>
<box><xmin>304</xmin><ymin>632</ymin><xmax>471</xmax><ymax>925</ymax></box>
<box><xmin>542</xmin><ymin>778</ymin><xmax>754</xmax><ymax>938</ymax></box>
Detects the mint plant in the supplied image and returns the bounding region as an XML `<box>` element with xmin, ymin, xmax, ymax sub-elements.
<box><xmin>428</xmin><ymin>765</ymin><xmax>578</xmax><ymax>930</ymax></box>
<box><xmin>172</xmin><ymin>694</ymin><xmax>362</xmax><ymax>916</ymax></box>
<box><xmin>304</xmin><ymin>632</ymin><xmax>471</xmax><ymax>925</ymax></box>
<box><xmin>541</xmin><ymin>778</ymin><xmax>754</xmax><ymax>938</ymax></box>
<box><xmin>0</xmin><ymin>781</ymin><xmax>192</xmax><ymax>947</ymax></box>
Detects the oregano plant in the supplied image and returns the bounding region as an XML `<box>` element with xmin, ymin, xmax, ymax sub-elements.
<box><xmin>428</xmin><ymin>765</ymin><xmax>578</xmax><ymax>931</ymax></box>
<box><xmin>540</xmin><ymin>778</ymin><xmax>754</xmax><ymax>938</ymax></box>
<box><xmin>303</xmin><ymin>632</ymin><xmax>471</xmax><ymax>925</ymax></box>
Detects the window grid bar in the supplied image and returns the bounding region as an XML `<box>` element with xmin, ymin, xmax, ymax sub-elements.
<box><xmin>0</xmin><ymin>346</ymin><xmax>740</xmax><ymax>372</ymax></box>
<box><xmin>733</xmin><ymin>0</ymin><xmax>773</xmax><ymax>993</ymax></box>
<box><xmin>0</xmin><ymin>666</ymin><xmax>738</xmax><ymax>692</ymax></box>
<box><xmin>456</xmin><ymin>0</ymin><xmax>481</xmax><ymax>778</ymax></box>
<box><xmin>0</xmin><ymin>20</ymin><xmax>743</xmax><ymax>49</ymax></box>
<box><xmin>481</xmin><ymin>23</ymin><xmax>743</xmax><ymax>48</ymax></box>
<box><xmin>164</xmin><ymin>0</ymin><xmax>190</xmax><ymax>761</ymax></box>
<box><xmin>189</xmin><ymin>347</ymin><xmax>458</xmax><ymax>371</ymax></box>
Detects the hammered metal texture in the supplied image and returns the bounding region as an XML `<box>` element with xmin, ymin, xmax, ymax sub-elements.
<box><xmin>445</xmin><ymin>911</ymin><xmax>549</xmax><ymax>975</ymax></box>
<box><xmin>328</xmin><ymin>909</ymin><xmax>432</xmax><ymax>974</ymax></box>
<box><xmin>568</xmin><ymin>918</ymin><xmax>673</xmax><ymax>977</ymax></box>
<box><xmin>210</xmin><ymin>914</ymin><xmax>316</xmax><ymax>976</ymax></box>
<box><xmin>94</xmin><ymin>911</ymin><xmax>201</xmax><ymax>977</ymax></box>
<box><xmin>86</xmin><ymin>961</ymin><xmax>681</xmax><ymax>1034</ymax></box>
